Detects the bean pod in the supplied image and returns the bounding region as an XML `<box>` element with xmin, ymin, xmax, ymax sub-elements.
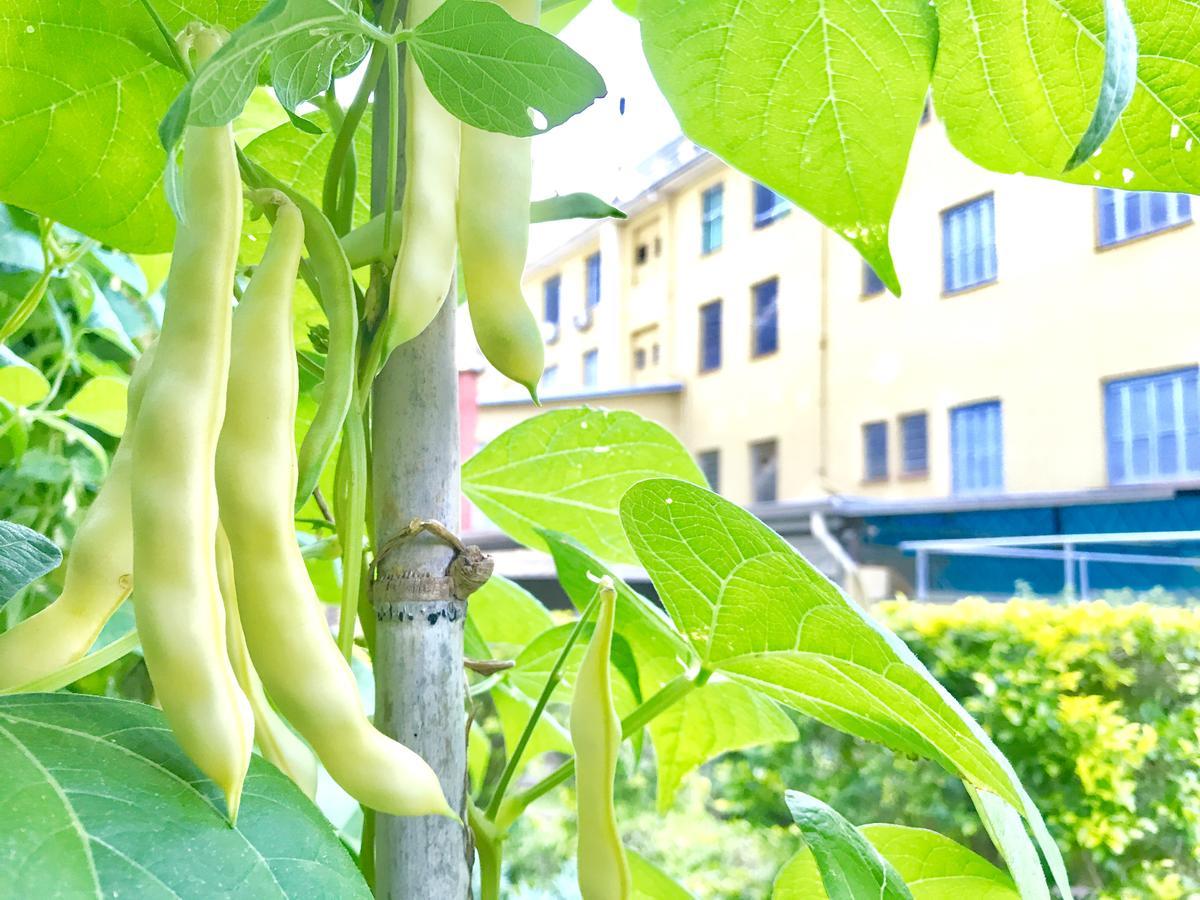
<box><xmin>214</xmin><ymin>194</ymin><xmax>453</xmax><ymax>819</ymax></box>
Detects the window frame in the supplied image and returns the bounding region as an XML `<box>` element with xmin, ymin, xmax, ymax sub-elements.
<box><xmin>701</xmin><ymin>183</ymin><xmax>724</xmax><ymax>255</ymax></box>
<box><xmin>697</xmin><ymin>449</ymin><xmax>720</xmax><ymax>493</ymax></box>
<box><xmin>584</xmin><ymin>251</ymin><xmax>601</xmax><ymax>309</ymax></box>
<box><xmin>861</xmin><ymin>263</ymin><xmax>886</xmax><ymax>299</ymax></box>
<box><xmin>750</xmin><ymin>277</ymin><xmax>780</xmax><ymax>358</ymax></box>
<box><xmin>941</xmin><ymin>193</ymin><xmax>998</xmax><ymax>296</ymax></box>
<box><xmin>1095</xmin><ymin>188</ymin><xmax>1193</xmax><ymax>249</ymax></box>
<box><xmin>752</xmin><ymin>183</ymin><xmax>791</xmax><ymax>229</ymax></box>
<box><xmin>581</xmin><ymin>348</ymin><xmax>599</xmax><ymax>388</ymax></box>
<box><xmin>542</xmin><ymin>274</ymin><xmax>561</xmax><ymax>342</ymax></box>
<box><xmin>899</xmin><ymin>411</ymin><xmax>929</xmax><ymax>477</ymax></box>
<box><xmin>1104</xmin><ymin>366</ymin><xmax>1200</xmax><ymax>485</ymax></box>
<box><xmin>698</xmin><ymin>299</ymin><xmax>722</xmax><ymax>373</ymax></box>
<box><xmin>749</xmin><ymin>438</ymin><xmax>779</xmax><ymax>504</ymax></box>
<box><xmin>950</xmin><ymin>399</ymin><xmax>1004</xmax><ymax>495</ymax></box>
<box><xmin>862</xmin><ymin>421</ymin><xmax>889</xmax><ymax>482</ymax></box>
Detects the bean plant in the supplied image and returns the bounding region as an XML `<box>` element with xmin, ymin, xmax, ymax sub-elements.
<box><xmin>0</xmin><ymin>0</ymin><xmax>1193</xmax><ymax>897</ymax></box>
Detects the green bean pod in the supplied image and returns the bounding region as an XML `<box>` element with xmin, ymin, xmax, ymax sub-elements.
<box><xmin>570</xmin><ymin>579</ymin><xmax>632</xmax><ymax>900</ymax></box>
<box><xmin>456</xmin><ymin>0</ymin><xmax>544</xmax><ymax>399</ymax></box>
<box><xmin>216</xmin><ymin>524</ymin><xmax>318</xmax><ymax>798</ymax></box>
<box><xmin>215</xmin><ymin>196</ymin><xmax>454</xmax><ymax>819</ymax></box>
<box><xmin>380</xmin><ymin>0</ymin><xmax>461</xmax><ymax>362</ymax></box>
<box><xmin>0</xmin><ymin>346</ymin><xmax>154</xmax><ymax>692</ymax></box>
<box><xmin>245</xmin><ymin>162</ymin><xmax>357</xmax><ymax>512</ymax></box>
<box><xmin>130</xmin><ymin>25</ymin><xmax>253</xmax><ymax>824</ymax></box>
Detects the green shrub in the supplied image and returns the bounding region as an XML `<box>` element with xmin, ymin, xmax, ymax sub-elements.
<box><xmin>715</xmin><ymin>598</ymin><xmax>1200</xmax><ymax>898</ymax></box>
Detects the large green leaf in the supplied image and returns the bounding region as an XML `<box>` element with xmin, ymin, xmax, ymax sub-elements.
<box><xmin>463</xmin><ymin>408</ymin><xmax>704</xmax><ymax>564</ymax></box>
<box><xmin>857</xmin><ymin>824</ymin><xmax>1019</xmax><ymax>900</ymax></box>
<box><xmin>629</xmin><ymin>849</ymin><xmax>693</xmax><ymax>899</ymax></box>
<box><xmin>638</xmin><ymin>0</ymin><xmax>936</xmax><ymax>295</ymax></box>
<box><xmin>619</xmin><ymin>479</ymin><xmax>1067</xmax><ymax>889</ymax></box>
<box><xmin>934</xmin><ymin>0</ymin><xmax>1200</xmax><ymax>192</ymax></box>
<box><xmin>649</xmin><ymin>678</ymin><xmax>796</xmax><ymax>812</ymax></box>
<box><xmin>530</xmin><ymin>192</ymin><xmax>626</xmax><ymax>223</ymax></box>
<box><xmin>0</xmin><ymin>0</ymin><xmax>261</xmax><ymax>253</ymax></box>
<box><xmin>0</xmin><ymin>521</ymin><xmax>61</xmax><ymax>605</ymax></box>
<box><xmin>491</xmin><ymin>683</ymin><xmax>572</xmax><ymax>765</ymax></box>
<box><xmin>407</xmin><ymin>0</ymin><xmax>606</xmax><ymax>136</ymax></box>
<box><xmin>64</xmin><ymin>376</ymin><xmax>129</xmax><ymax>436</ymax></box>
<box><xmin>781</xmin><ymin>791</ymin><xmax>912</xmax><ymax>900</ymax></box>
<box><xmin>0</xmin><ymin>693</ymin><xmax>369</xmax><ymax>897</ymax></box>
<box><xmin>468</xmin><ymin>574</ymin><xmax>554</xmax><ymax>658</ymax></box>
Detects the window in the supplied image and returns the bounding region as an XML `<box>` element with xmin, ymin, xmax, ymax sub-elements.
<box><xmin>920</xmin><ymin>96</ymin><xmax>932</xmax><ymax>124</ymax></box>
<box><xmin>697</xmin><ymin>450</ymin><xmax>720</xmax><ymax>492</ymax></box>
<box><xmin>635</xmin><ymin>244</ymin><xmax>649</xmax><ymax>265</ymax></box>
<box><xmin>701</xmin><ymin>184</ymin><xmax>724</xmax><ymax>254</ymax></box>
<box><xmin>900</xmin><ymin>412</ymin><xmax>929</xmax><ymax>475</ymax></box>
<box><xmin>541</xmin><ymin>365</ymin><xmax>558</xmax><ymax>391</ymax></box>
<box><xmin>753</xmin><ymin>183</ymin><xmax>790</xmax><ymax>228</ymax></box>
<box><xmin>543</xmin><ymin>275</ymin><xmax>561</xmax><ymax>333</ymax></box>
<box><xmin>1105</xmin><ymin>367</ymin><xmax>1200</xmax><ymax>484</ymax></box>
<box><xmin>1098</xmin><ymin>189</ymin><xmax>1191</xmax><ymax>247</ymax></box>
<box><xmin>654</xmin><ymin>236</ymin><xmax>663</xmax><ymax>256</ymax></box>
<box><xmin>634</xmin><ymin>348</ymin><xmax>647</xmax><ymax>370</ymax></box>
<box><xmin>863</xmin><ymin>422</ymin><xmax>888</xmax><ymax>481</ymax></box>
<box><xmin>862</xmin><ymin>263</ymin><xmax>886</xmax><ymax>297</ymax></box>
<box><xmin>951</xmin><ymin>400</ymin><xmax>1004</xmax><ymax>494</ymax></box>
<box><xmin>751</xmin><ymin>278</ymin><xmax>779</xmax><ymax>357</ymax></box>
<box><xmin>652</xmin><ymin>343</ymin><xmax>660</xmax><ymax>364</ymax></box>
<box><xmin>585</xmin><ymin>252</ymin><xmax>601</xmax><ymax>308</ymax></box>
<box><xmin>942</xmin><ymin>194</ymin><xmax>997</xmax><ymax>293</ymax></box>
<box><xmin>750</xmin><ymin>439</ymin><xmax>778</xmax><ymax>503</ymax></box>
<box><xmin>582</xmin><ymin>349</ymin><xmax>598</xmax><ymax>387</ymax></box>
<box><xmin>699</xmin><ymin>300</ymin><xmax>722</xmax><ymax>372</ymax></box>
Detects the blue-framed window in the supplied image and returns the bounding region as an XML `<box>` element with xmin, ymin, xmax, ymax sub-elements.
<box><xmin>942</xmin><ymin>194</ymin><xmax>997</xmax><ymax>293</ymax></box>
<box><xmin>753</xmin><ymin>183</ymin><xmax>790</xmax><ymax>228</ymax></box>
<box><xmin>543</xmin><ymin>275</ymin><xmax>561</xmax><ymax>331</ymax></box>
<box><xmin>750</xmin><ymin>439</ymin><xmax>778</xmax><ymax>503</ymax></box>
<box><xmin>541</xmin><ymin>365</ymin><xmax>558</xmax><ymax>391</ymax></box>
<box><xmin>1097</xmin><ymin>189</ymin><xmax>1191</xmax><ymax>247</ymax></box>
<box><xmin>697</xmin><ymin>450</ymin><xmax>720</xmax><ymax>492</ymax></box>
<box><xmin>951</xmin><ymin>400</ymin><xmax>1003</xmax><ymax>494</ymax></box>
<box><xmin>701</xmin><ymin>184</ymin><xmax>724</xmax><ymax>254</ymax></box>
<box><xmin>699</xmin><ymin>300</ymin><xmax>722</xmax><ymax>372</ymax></box>
<box><xmin>862</xmin><ymin>263</ymin><xmax>885</xmax><ymax>297</ymax></box>
<box><xmin>752</xmin><ymin>278</ymin><xmax>779</xmax><ymax>357</ymax></box>
<box><xmin>1105</xmin><ymin>367</ymin><xmax>1200</xmax><ymax>485</ymax></box>
<box><xmin>584</xmin><ymin>251</ymin><xmax>601</xmax><ymax>309</ymax></box>
<box><xmin>863</xmin><ymin>421</ymin><xmax>888</xmax><ymax>481</ymax></box>
<box><xmin>582</xmin><ymin>349</ymin><xmax>599</xmax><ymax>387</ymax></box>
<box><xmin>900</xmin><ymin>412</ymin><xmax>929</xmax><ymax>475</ymax></box>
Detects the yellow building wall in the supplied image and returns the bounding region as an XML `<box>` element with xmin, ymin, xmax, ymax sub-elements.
<box><xmin>475</xmin><ymin>120</ymin><xmax>1200</xmax><ymax>506</ymax></box>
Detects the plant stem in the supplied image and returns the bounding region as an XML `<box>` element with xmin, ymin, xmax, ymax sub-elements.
<box><xmin>381</xmin><ymin>39</ymin><xmax>400</xmax><ymax>265</ymax></box>
<box><xmin>485</xmin><ymin>593</ymin><xmax>600</xmax><ymax>820</ymax></box>
<box><xmin>470</xmin><ymin>804</ymin><xmax>503</xmax><ymax>900</ymax></box>
<box><xmin>503</xmin><ymin>672</ymin><xmax>699</xmax><ymax>822</ymax></box>
<box><xmin>359</xmin><ymin>806</ymin><xmax>376</xmax><ymax>888</ymax></box>
<box><xmin>321</xmin><ymin>48</ymin><xmax>386</xmax><ymax>222</ymax></box>
<box><xmin>336</xmin><ymin>396</ymin><xmax>368</xmax><ymax>660</ymax></box>
<box><xmin>8</xmin><ymin>631</ymin><xmax>139</xmax><ymax>694</ymax></box>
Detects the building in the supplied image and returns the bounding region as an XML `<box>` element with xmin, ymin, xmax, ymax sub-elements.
<box><xmin>470</xmin><ymin>112</ymin><xmax>1200</xmax><ymax>599</ymax></box>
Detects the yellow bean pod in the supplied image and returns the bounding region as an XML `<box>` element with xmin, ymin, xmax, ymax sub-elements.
<box><xmin>570</xmin><ymin>579</ymin><xmax>632</xmax><ymax>900</ymax></box>
<box><xmin>0</xmin><ymin>346</ymin><xmax>155</xmax><ymax>692</ymax></box>
<box><xmin>215</xmin><ymin>196</ymin><xmax>454</xmax><ymax>819</ymax></box>
<box><xmin>130</xmin><ymin>25</ymin><xmax>253</xmax><ymax>824</ymax></box>
<box><xmin>216</xmin><ymin>525</ymin><xmax>318</xmax><ymax>798</ymax></box>
<box><xmin>456</xmin><ymin>0</ymin><xmax>545</xmax><ymax>399</ymax></box>
<box><xmin>381</xmin><ymin>0</ymin><xmax>461</xmax><ymax>360</ymax></box>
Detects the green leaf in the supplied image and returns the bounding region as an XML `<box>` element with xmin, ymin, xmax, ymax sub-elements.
<box><xmin>0</xmin><ymin>1</ymin><xmax>259</xmax><ymax>253</ymax></box>
<box><xmin>772</xmin><ymin>847</ymin><xmax>826</xmax><ymax>900</ymax></box>
<box><xmin>629</xmin><ymin>849</ymin><xmax>693</xmax><ymax>900</ymax></box>
<box><xmin>0</xmin><ymin>363</ymin><xmax>50</xmax><ymax>407</ymax></box>
<box><xmin>162</xmin><ymin>0</ymin><xmax>370</xmax><ymax>150</ymax></box>
<box><xmin>468</xmin><ymin>720</ymin><xmax>491</xmax><ymax>792</ymax></box>
<box><xmin>857</xmin><ymin>824</ymin><xmax>1019</xmax><ymax>900</ymax></box>
<box><xmin>491</xmin><ymin>683</ymin><xmax>572</xmax><ymax>763</ymax></box>
<box><xmin>0</xmin><ymin>693</ymin><xmax>370</xmax><ymax>897</ymax></box>
<box><xmin>933</xmin><ymin>0</ymin><xmax>1200</xmax><ymax>193</ymax></box>
<box><xmin>508</xmin><ymin>623</ymin><xmax>638</xmax><ymax>714</ymax></box>
<box><xmin>530</xmin><ymin>192</ymin><xmax>626</xmax><ymax>223</ymax></box>
<box><xmin>468</xmin><ymin>574</ymin><xmax>554</xmax><ymax>657</ymax></box>
<box><xmin>64</xmin><ymin>376</ymin><xmax>129</xmax><ymax>436</ymax></box>
<box><xmin>968</xmin><ymin>786</ymin><xmax>1056</xmax><ymax>900</ymax></box>
<box><xmin>542</xmin><ymin>529</ymin><xmax>688</xmax><ymax>693</ymax></box>
<box><xmin>407</xmin><ymin>0</ymin><xmax>606</xmax><ymax>136</ymax></box>
<box><xmin>540</xmin><ymin>0</ymin><xmax>591</xmax><ymax>33</ymax></box>
<box><xmin>462</xmin><ymin>408</ymin><xmax>705</xmax><ymax>565</ymax></box>
<box><xmin>650</xmin><ymin>678</ymin><xmax>796</xmax><ymax>812</ymax></box>
<box><xmin>0</xmin><ymin>521</ymin><xmax>61</xmax><ymax>605</ymax></box>
<box><xmin>619</xmin><ymin>479</ymin><xmax>1061</xmax><ymax>870</ymax></box>
<box><xmin>1064</xmin><ymin>0</ymin><xmax>1137</xmax><ymax>170</ymax></box>
<box><xmin>637</xmin><ymin>0</ymin><xmax>936</xmax><ymax>295</ymax></box>
<box><xmin>782</xmin><ymin>791</ymin><xmax>912</xmax><ymax>900</ymax></box>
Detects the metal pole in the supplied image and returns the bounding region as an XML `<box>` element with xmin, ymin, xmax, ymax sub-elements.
<box><xmin>916</xmin><ymin>550</ymin><xmax>929</xmax><ymax>601</ymax></box>
<box><xmin>1079</xmin><ymin>557</ymin><xmax>1090</xmax><ymax>602</ymax></box>
<box><xmin>1062</xmin><ymin>543</ymin><xmax>1076</xmax><ymax>600</ymax></box>
<box><xmin>369</xmin><ymin>12</ymin><xmax>470</xmax><ymax>895</ymax></box>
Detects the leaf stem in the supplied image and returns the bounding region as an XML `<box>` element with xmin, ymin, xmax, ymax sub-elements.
<box><xmin>500</xmin><ymin>671</ymin><xmax>699</xmax><ymax>824</ymax></box>
<box><xmin>136</xmin><ymin>0</ymin><xmax>194</xmax><ymax>77</ymax></box>
<box><xmin>321</xmin><ymin>47</ymin><xmax>386</xmax><ymax>222</ymax></box>
<box><xmin>381</xmin><ymin>39</ymin><xmax>401</xmax><ymax>264</ymax></box>
<box><xmin>335</xmin><ymin>395</ymin><xmax>369</xmax><ymax>659</ymax></box>
<box><xmin>7</xmin><ymin>630</ymin><xmax>140</xmax><ymax>694</ymax></box>
<box><xmin>484</xmin><ymin>591</ymin><xmax>600</xmax><ymax>820</ymax></box>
